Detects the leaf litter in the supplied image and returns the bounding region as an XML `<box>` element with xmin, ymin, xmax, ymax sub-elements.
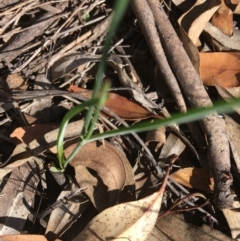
<box><xmin>1</xmin><ymin>0</ymin><xmax>240</xmax><ymax>240</ymax></box>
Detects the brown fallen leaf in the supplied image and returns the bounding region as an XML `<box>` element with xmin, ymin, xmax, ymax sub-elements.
<box><xmin>200</xmin><ymin>52</ymin><xmax>240</xmax><ymax>87</ymax></box>
<box><xmin>222</xmin><ymin>198</ymin><xmax>240</xmax><ymax>240</ymax></box>
<box><xmin>170</xmin><ymin>167</ymin><xmax>214</xmax><ymax>192</ymax></box>
<box><xmin>72</xmin><ymin>157</ymin><xmax>174</xmax><ymax>241</ymax></box>
<box><xmin>68</xmin><ymin>85</ymin><xmax>159</xmax><ymax>120</ymax></box>
<box><xmin>0</xmin><ymin>235</ymin><xmax>62</xmax><ymax>241</ymax></box>
<box><xmin>211</xmin><ymin>0</ymin><xmax>233</xmax><ymax>36</ymax></box>
<box><xmin>50</xmin><ymin>53</ymin><xmax>101</xmax><ymax>81</ymax></box>
<box><xmin>68</xmin><ymin>140</ymin><xmax>135</xmax><ymax>211</ymax></box>
<box><xmin>177</xmin><ymin>24</ymin><xmax>200</xmax><ymax>74</ymax></box>
<box><xmin>145</xmin><ymin>126</ymin><xmax>166</xmax><ymax>152</ymax></box>
<box><xmin>159</xmin><ymin>133</ymin><xmax>186</xmax><ymax>160</ymax></box>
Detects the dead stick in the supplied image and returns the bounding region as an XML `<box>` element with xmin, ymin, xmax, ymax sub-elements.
<box><xmin>130</xmin><ymin>0</ymin><xmax>202</xmax><ymax>164</ymax></box>
<box><xmin>148</xmin><ymin>0</ymin><xmax>233</xmax><ymax>208</ymax></box>
<box><xmin>130</xmin><ymin>0</ymin><xmax>186</xmax><ymax>112</ymax></box>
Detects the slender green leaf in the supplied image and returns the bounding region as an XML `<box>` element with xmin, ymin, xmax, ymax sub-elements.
<box><xmin>56</xmin><ymin>98</ymin><xmax>100</xmax><ymax>170</ymax></box>
<box><xmin>81</xmin><ymin>0</ymin><xmax>130</xmax><ymax>136</ymax></box>
<box><xmin>85</xmin><ymin>98</ymin><xmax>240</xmax><ymax>143</ymax></box>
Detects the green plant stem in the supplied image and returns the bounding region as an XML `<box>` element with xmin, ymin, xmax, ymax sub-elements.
<box><xmin>81</xmin><ymin>0</ymin><xmax>129</xmax><ymax>136</ymax></box>
<box><xmin>84</xmin><ymin>98</ymin><xmax>240</xmax><ymax>144</ymax></box>
<box><xmin>57</xmin><ymin>98</ymin><xmax>100</xmax><ymax>170</ymax></box>
<box><xmin>63</xmin><ymin>85</ymin><xmax>110</xmax><ymax>169</ymax></box>
<box><xmin>56</xmin><ymin>0</ymin><xmax>130</xmax><ymax>172</ymax></box>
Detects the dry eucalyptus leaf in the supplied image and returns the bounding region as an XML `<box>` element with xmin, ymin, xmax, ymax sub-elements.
<box><xmin>145</xmin><ymin>126</ymin><xmax>166</xmax><ymax>152</ymax></box>
<box><xmin>200</xmin><ymin>52</ymin><xmax>240</xmax><ymax>87</ymax></box>
<box><xmin>72</xmin><ymin>162</ymin><xmax>171</xmax><ymax>241</ymax></box>
<box><xmin>211</xmin><ymin>0</ymin><xmax>233</xmax><ymax>36</ymax></box>
<box><xmin>69</xmin><ymin>140</ymin><xmax>135</xmax><ymax>211</ymax></box>
<box><xmin>50</xmin><ymin>53</ymin><xmax>101</xmax><ymax>81</ymax></box>
<box><xmin>233</xmin><ymin>3</ymin><xmax>240</xmax><ymax>14</ymax></box>
<box><xmin>170</xmin><ymin>167</ymin><xmax>214</xmax><ymax>192</ymax></box>
<box><xmin>73</xmin><ymin>164</ymin><xmax>109</xmax><ymax>210</ymax></box>
<box><xmin>178</xmin><ymin>0</ymin><xmax>221</xmax><ymax>45</ymax></box>
<box><xmin>222</xmin><ymin>208</ymin><xmax>240</xmax><ymax>240</ymax></box>
<box><xmin>177</xmin><ymin>24</ymin><xmax>200</xmax><ymax>74</ymax></box>
<box><xmin>68</xmin><ymin>85</ymin><xmax>160</xmax><ymax>120</ymax></box>
<box><xmin>159</xmin><ymin>133</ymin><xmax>186</xmax><ymax>160</ymax></box>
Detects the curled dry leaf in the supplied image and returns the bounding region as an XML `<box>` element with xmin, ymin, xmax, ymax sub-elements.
<box><xmin>68</xmin><ymin>85</ymin><xmax>159</xmax><ymax>120</ymax></box>
<box><xmin>68</xmin><ymin>140</ymin><xmax>135</xmax><ymax>211</ymax></box>
<box><xmin>178</xmin><ymin>0</ymin><xmax>221</xmax><ymax>45</ymax></box>
<box><xmin>159</xmin><ymin>133</ymin><xmax>186</xmax><ymax>160</ymax></box>
<box><xmin>72</xmin><ymin>159</ymin><xmax>172</xmax><ymax>241</ymax></box>
<box><xmin>170</xmin><ymin>167</ymin><xmax>214</xmax><ymax>192</ymax></box>
<box><xmin>145</xmin><ymin>126</ymin><xmax>166</xmax><ymax>152</ymax></box>
<box><xmin>177</xmin><ymin>24</ymin><xmax>200</xmax><ymax>74</ymax></box>
<box><xmin>222</xmin><ymin>201</ymin><xmax>240</xmax><ymax>240</ymax></box>
<box><xmin>211</xmin><ymin>0</ymin><xmax>233</xmax><ymax>36</ymax></box>
<box><xmin>200</xmin><ymin>52</ymin><xmax>240</xmax><ymax>87</ymax></box>
<box><xmin>50</xmin><ymin>53</ymin><xmax>101</xmax><ymax>81</ymax></box>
